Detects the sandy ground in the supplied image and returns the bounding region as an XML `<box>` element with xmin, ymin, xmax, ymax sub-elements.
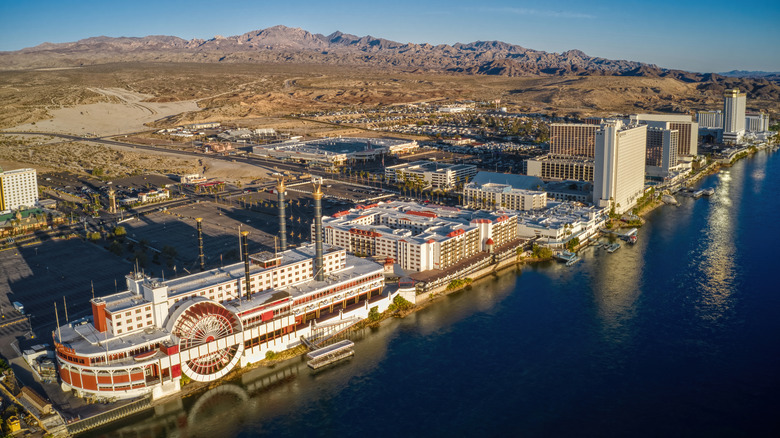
<box><xmin>8</xmin><ymin>87</ymin><xmax>200</xmax><ymax>136</ymax></box>
<box><xmin>1</xmin><ymin>86</ymin><xmax>280</xmax><ymax>183</ymax></box>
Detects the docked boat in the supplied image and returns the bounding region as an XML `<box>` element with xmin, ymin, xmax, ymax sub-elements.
<box><xmin>555</xmin><ymin>251</ymin><xmax>578</xmax><ymax>263</ymax></box>
<box><xmin>702</xmin><ymin>188</ymin><xmax>715</xmax><ymax>196</ymax></box>
<box><xmin>693</xmin><ymin>190</ymin><xmax>705</xmax><ymax>198</ymax></box>
<box><xmin>607</xmin><ymin>243</ymin><xmax>621</xmax><ymax>253</ymax></box>
<box><xmin>662</xmin><ymin>194</ymin><xmax>679</xmax><ymax>205</ymax></box>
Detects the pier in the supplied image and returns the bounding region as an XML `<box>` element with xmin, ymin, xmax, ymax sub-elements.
<box><xmin>306</xmin><ymin>340</ymin><xmax>355</xmax><ymax>369</ymax></box>
<box><xmin>65</xmin><ymin>395</ymin><xmax>153</xmax><ymax>436</ymax></box>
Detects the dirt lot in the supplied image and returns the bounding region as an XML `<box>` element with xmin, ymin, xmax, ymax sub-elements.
<box><xmin>4</xmin><ymin>62</ymin><xmax>776</xmax><ymax>135</ymax></box>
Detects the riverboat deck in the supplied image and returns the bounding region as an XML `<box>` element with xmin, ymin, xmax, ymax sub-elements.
<box><xmin>306</xmin><ymin>340</ymin><xmax>355</xmax><ymax>369</ymax></box>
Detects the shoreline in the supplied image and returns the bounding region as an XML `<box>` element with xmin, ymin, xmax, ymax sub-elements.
<box><xmin>139</xmin><ymin>154</ymin><xmax>740</xmax><ymax>404</ymax></box>
<box><xmin>51</xmin><ymin>145</ymin><xmax>777</xmax><ymax>436</ymax></box>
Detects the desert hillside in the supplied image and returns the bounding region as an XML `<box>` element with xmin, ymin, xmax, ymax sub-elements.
<box><xmin>2</xmin><ymin>63</ymin><xmax>777</xmax><ymax>133</ymax></box>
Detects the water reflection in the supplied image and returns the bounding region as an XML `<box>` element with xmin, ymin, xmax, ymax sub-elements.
<box><xmin>401</xmin><ymin>268</ymin><xmax>516</xmax><ymax>337</ymax></box>
<box><xmin>90</xmin><ymin>273</ymin><xmax>519</xmax><ymax>438</ymax></box>
<box><xmin>588</xmin><ymin>235</ymin><xmax>645</xmax><ymax>343</ymax></box>
<box><xmin>694</xmin><ymin>168</ymin><xmax>741</xmax><ymax>322</ymax></box>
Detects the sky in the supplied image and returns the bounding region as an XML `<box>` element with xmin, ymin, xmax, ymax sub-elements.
<box><xmin>1</xmin><ymin>0</ymin><xmax>779</xmax><ymax>73</ymax></box>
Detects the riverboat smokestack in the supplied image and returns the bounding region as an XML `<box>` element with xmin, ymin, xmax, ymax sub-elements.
<box><xmin>196</xmin><ymin>217</ymin><xmax>205</xmax><ymax>271</ymax></box>
<box><xmin>242</xmin><ymin>231</ymin><xmax>252</xmax><ymax>301</ymax></box>
<box><xmin>313</xmin><ymin>178</ymin><xmax>324</xmax><ymax>281</ymax></box>
<box><xmin>277</xmin><ymin>176</ymin><xmax>287</xmax><ymax>252</ymax></box>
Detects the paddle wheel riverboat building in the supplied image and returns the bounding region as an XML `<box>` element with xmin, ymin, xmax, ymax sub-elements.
<box><xmin>53</xmin><ymin>180</ymin><xmax>391</xmax><ymax>400</ymax></box>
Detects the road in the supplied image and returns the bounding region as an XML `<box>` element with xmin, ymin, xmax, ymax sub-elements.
<box><xmin>3</xmin><ymin>131</ymin><xmax>323</xmax><ymax>176</ymax></box>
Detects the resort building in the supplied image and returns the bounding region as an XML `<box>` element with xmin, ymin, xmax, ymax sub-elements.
<box><xmin>0</xmin><ymin>168</ymin><xmax>38</xmax><ymax>213</ymax></box>
<box><xmin>318</xmin><ymin>201</ymin><xmax>517</xmax><ymax>272</ymax></box>
<box><xmin>697</xmin><ymin>110</ymin><xmax>723</xmax><ymax>129</ymax></box>
<box><xmin>630</xmin><ymin>114</ymin><xmax>698</xmax><ymax>157</ymax></box>
<box><xmin>525</xmin><ymin>156</ymin><xmax>595</xmax><ymax>182</ymax></box>
<box><xmin>53</xmin><ymin>182</ymin><xmax>393</xmax><ymax>401</ymax></box>
<box><xmin>645</xmin><ymin>125</ymin><xmax>680</xmax><ymax>179</ymax></box>
<box><xmin>463</xmin><ymin>172</ymin><xmax>547</xmax><ymax>211</ymax></box>
<box><xmin>745</xmin><ymin>112</ymin><xmax>770</xmax><ymax>132</ymax></box>
<box><xmin>593</xmin><ymin>121</ymin><xmax>647</xmax><ymax>214</ymax></box>
<box><xmin>385</xmin><ymin>161</ymin><xmax>477</xmax><ymax>190</ymax></box>
<box><xmin>723</xmin><ymin>89</ymin><xmax>747</xmax><ymax>144</ymax></box>
<box><xmin>549</xmin><ymin>123</ymin><xmax>599</xmax><ymax>158</ymax></box>
<box><xmin>526</xmin><ymin>123</ymin><xmax>598</xmax><ymax>182</ymax></box>
<box><xmin>56</xmin><ymin>244</ymin><xmax>388</xmax><ymax>401</ymax></box>
<box><xmin>514</xmin><ymin>202</ymin><xmax>608</xmax><ymax>248</ymax></box>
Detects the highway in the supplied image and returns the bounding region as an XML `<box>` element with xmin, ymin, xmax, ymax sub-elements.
<box><xmin>3</xmin><ymin>131</ymin><xmax>326</xmax><ymax>176</ymax></box>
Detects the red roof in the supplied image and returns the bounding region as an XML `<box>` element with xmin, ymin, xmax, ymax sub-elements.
<box><xmin>486</xmin><ymin>238</ymin><xmax>494</xmax><ymax>245</ymax></box>
<box><xmin>447</xmin><ymin>229</ymin><xmax>465</xmax><ymax>238</ymax></box>
<box><xmin>349</xmin><ymin>228</ymin><xmax>382</xmax><ymax>237</ymax></box>
<box><xmin>406</xmin><ymin>210</ymin><xmax>437</xmax><ymax>218</ymax></box>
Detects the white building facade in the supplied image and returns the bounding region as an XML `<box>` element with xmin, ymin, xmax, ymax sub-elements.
<box><xmin>697</xmin><ymin>111</ymin><xmax>723</xmax><ymax>129</ymax></box>
<box><xmin>593</xmin><ymin>122</ymin><xmax>647</xmax><ymax>215</ymax></box>
<box><xmin>745</xmin><ymin>112</ymin><xmax>770</xmax><ymax>132</ymax></box>
<box><xmin>463</xmin><ymin>182</ymin><xmax>547</xmax><ymax>211</ymax></box>
<box><xmin>723</xmin><ymin>88</ymin><xmax>747</xmax><ymax>143</ymax></box>
<box><xmin>0</xmin><ymin>168</ymin><xmax>38</xmax><ymax>213</ymax></box>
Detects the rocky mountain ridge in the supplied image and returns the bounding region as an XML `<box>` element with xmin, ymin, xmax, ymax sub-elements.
<box><xmin>2</xmin><ymin>25</ymin><xmax>778</xmax><ymax>101</ymax></box>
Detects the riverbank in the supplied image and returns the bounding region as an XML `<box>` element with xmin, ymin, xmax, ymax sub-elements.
<box><xmin>66</xmin><ymin>146</ymin><xmax>777</xmax><ymax>436</ymax></box>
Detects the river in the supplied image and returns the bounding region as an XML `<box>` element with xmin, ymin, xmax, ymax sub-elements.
<box><xmin>88</xmin><ymin>149</ymin><xmax>780</xmax><ymax>437</ymax></box>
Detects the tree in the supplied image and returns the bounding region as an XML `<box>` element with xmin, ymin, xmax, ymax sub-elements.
<box><xmin>567</xmin><ymin>237</ymin><xmax>580</xmax><ymax>252</ymax></box>
<box><xmin>109</xmin><ymin>240</ymin><xmax>122</xmax><ymax>256</ymax></box>
<box><xmin>113</xmin><ymin>226</ymin><xmax>126</xmax><ymax>237</ymax></box>
<box><xmin>368</xmin><ymin>306</ymin><xmax>381</xmax><ymax>322</ymax></box>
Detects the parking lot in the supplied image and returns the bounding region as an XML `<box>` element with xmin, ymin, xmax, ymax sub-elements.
<box><xmin>0</xmin><ymin>239</ymin><xmax>133</xmax><ymax>354</ymax></box>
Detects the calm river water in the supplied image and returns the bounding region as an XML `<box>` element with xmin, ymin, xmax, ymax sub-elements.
<box><xmin>91</xmin><ymin>149</ymin><xmax>780</xmax><ymax>438</ymax></box>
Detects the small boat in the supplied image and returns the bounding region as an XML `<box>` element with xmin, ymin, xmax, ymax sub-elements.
<box><xmin>555</xmin><ymin>251</ymin><xmax>577</xmax><ymax>262</ymax></box>
<box><xmin>607</xmin><ymin>243</ymin><xmax>621</xmax><ymax>253</ymax></box>
<box><xmin>702</xmin><ymin>188</ymin><xmax>715</xmax><ymax>196</ymax></box>
<box><xmin>662</xmin><ymin>194</ymin><xmax>679</xmax><ymax>205</ymax></box>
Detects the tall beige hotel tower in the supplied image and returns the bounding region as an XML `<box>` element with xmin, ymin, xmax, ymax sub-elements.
<box><xmin>723</xmin><ymin>88</ymin><xmax>746</xmax><ymax>144</ymax></box>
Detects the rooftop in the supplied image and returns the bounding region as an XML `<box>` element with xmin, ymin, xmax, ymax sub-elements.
<box><xmin>469</xmin><ymin>171</ymin><xmax>546</xmax><ymax>192</ymax></box>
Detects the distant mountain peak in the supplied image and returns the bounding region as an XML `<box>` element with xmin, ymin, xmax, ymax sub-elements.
<box><xmin>0</xmin><ymin>24</ymin><xmax>758</xmax><ymax>85</ymax></box>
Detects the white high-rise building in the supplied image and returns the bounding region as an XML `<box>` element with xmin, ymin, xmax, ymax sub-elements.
<box><xmin>723</xmin><ymin>88</ymin><xmax>746</xmax><ymax>143</ymax></box>
<box><xmin>645</xmin><ymin>126</ymin><xmax>679</xmax><ymax>179</ymax></box>
<box><xmin>593</xmin><ymin>122</ymin><xmax>647</xmax><ymax>215</ymax></box>
<box><xmin>0</xmin><ymin>168</ymin><xmax>38</xmax><ymax>213</ymax></box>
<box><xmin>630</xmin><ymin>114</ymin><xmax>698</xmax><ymax>157</ymax></box>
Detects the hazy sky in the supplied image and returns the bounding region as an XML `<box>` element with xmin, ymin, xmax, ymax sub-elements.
<box><xmin>1</xmin><ymin>0</ymin><xmax>778</xmax><ymax>73</ymax></box>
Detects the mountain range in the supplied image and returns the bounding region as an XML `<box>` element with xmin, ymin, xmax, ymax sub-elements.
<box><xmin>2</xmin><ymin>25</ymin><xmax>778</xmax><ymax>100</ymax></box>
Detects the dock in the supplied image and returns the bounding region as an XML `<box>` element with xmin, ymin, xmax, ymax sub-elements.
<box><xmin>306</xmin><ymin>340</ymin><xmax>355</xmax><ymax>369</ymax></box>
<box><xmin>554</xmin><ymin>251</ymin><xmax>580</xmax><ymax>267</ymax></box>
